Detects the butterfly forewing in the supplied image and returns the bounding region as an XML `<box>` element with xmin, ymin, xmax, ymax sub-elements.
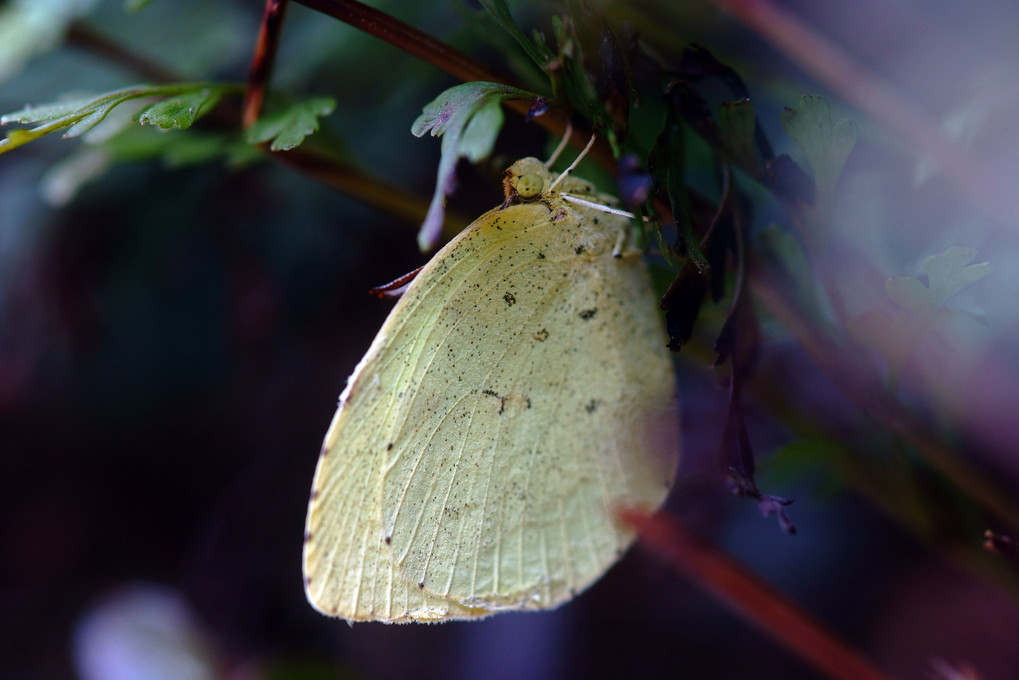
<box><xmin>304</xmin><ymin>158</ymin><xmax>679</xmax><ymax>622</ymax></box>
<box><xmin>380</xmin><ymin>191</ymin><xmax>677</xmax><ymax>610</ymax></box>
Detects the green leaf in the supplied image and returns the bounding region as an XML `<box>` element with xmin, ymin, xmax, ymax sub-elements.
<box><xmin>477</xmin><ymin>0</ymin><xmax>554</xmax><ymax>71</ymax></box>
<box><xmin>885</xmin><ymin>276</ymin><xmax>931</xmax><ymax>312</ymax></box>
<box><xmin>923</xmin><ymin>246</ymin><xmax>991</xmax><ymax>305</ymax></box>
<box><xmin>885</xmin><ymin>246</ymin><xmax>991</xmax><ymax>313</ymax></box>
<box><xmin>1</xmin><ymin>96</ymin><xmax>96</xmax><ymax>125</ymax></box>
<box><xmin>246</xmin><ymin>97</ymin><xmax>336</xmax><ymax>152</ymax></box>
<box><xmin>138</xmin><ymin>88</ymin><xmax>223</xmax><ymax>129</ymax></box>
<box><xmin>780</xmin><ymin>95</ymin><xmax>857</xmax><ymax>200</ymax></box>
<box><xmin>411</xmin><ymin>81</ymin><xmax>540</xmax><ymax>251</ymax></box>
<box><xmin>1</xmin><ymin>90</ymin><xmax>140</xmax><ymax>153</ymax></box>
<box><xmin>64</xmin><ymin>101</ymin><xmax>131</xmax><ymax>138</ymax></box>
<box><xmin>458</xmin><ymin>98</ymin><xmax>504</xmax><ymax>162</ymax></box>
<box><xmin>0</xmin><ymin>82</ymin><xmax>242</xmax><ymax>155</ymax></box>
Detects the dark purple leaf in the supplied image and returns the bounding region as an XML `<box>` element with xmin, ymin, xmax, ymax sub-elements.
<box><xmin>660</xmin><ymin>264</ymin><xmax>708</xmax><ymax>351</ymax></box>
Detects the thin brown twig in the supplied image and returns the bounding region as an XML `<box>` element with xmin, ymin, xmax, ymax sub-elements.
<box><xmin>292</xmin><ymin>0</ymin><xmax>611</xmax><ymax>168</ymax></box>
<box><xmin>619</xmin><ymin>509</ymin><xmax>898</xmax><ymax>680</ymax></box>
<box><xmin>298</xmin><ymin>0</ymin><xmax>505</xmax><ymax>85</ymax></box>
<box><xmin>66</xmin><ymin>23</ymin><xmax>179</xmax><ymax>84</ymax></box>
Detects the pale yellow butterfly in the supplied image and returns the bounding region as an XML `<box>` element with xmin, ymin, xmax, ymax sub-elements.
<box><xmin>303</xmin><ymin>141</ymin><xmax>680</xmax><ymax>623</ymax></box>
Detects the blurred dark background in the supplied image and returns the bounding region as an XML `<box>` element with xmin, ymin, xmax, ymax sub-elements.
<box><xmin>3</xmin><ymin>1</ymin><xmax>1019</xmax><ymax>679</ymax></box>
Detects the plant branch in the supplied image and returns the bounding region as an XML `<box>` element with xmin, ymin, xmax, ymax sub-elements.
<box><xmin>619</xmin><ymin>509</ymin><xmax>897</xmax><ymax>680</ymax></box>
<box><xmin>244</xmin><ymin>0</ymin><xmax>291</xmax><ymax>128</ymax></box>
<box><xmin>298</xmin><ymin>0</ymin><xmax>504</xmax><ymax>85</ymax></box>
<box><xmin>66</xmin><ymin>23</ymin><xmax>179</xmax><ymax>84</ymax></box>
<box><xmin>751</xmin><ymin>273</ymin><xmax>1019</xmax><ymax>537</ymax></box>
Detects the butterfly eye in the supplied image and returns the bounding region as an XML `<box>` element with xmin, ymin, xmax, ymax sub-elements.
<box><xmin>515</xmin><ymin>173</ymin><xmax>544</xmax><ymax>199</ymax></box>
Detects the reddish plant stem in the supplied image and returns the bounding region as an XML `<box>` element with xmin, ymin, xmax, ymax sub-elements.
<box><xmin>619</xmin><ymin>509</ymin><xmax>898</xmax><ymax>680</ymax></box>
<box><xmin>297</xmin><ymin>0</ymin><xmax>504</xmax><ymax>85</ymax></box>
<box><xmin>751</xmin><ymin>273</ymin><xmax>1019</xmax><ymax>536</ymax></box>
<box><xmin>244</xmin><ymin>0</ymin><xmax>291</xmax><ymax>128</ymax></box>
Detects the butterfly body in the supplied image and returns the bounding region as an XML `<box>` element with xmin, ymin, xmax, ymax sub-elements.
<box><xmin>304</xmin><ymin>157</ymin><xmax>679</xmax><ymax>622</ymax></box>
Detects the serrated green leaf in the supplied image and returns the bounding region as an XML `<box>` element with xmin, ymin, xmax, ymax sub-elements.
<box><xmin>246</xmin><ymin>97</ymin><xmax>336</xmax><ymax>152</ymax></box>
<box><xmin>780</xmin><ymin>95</ymin><xmax>857</xmax><ymax>199</ymax></box>
<box><xmin>1</xmin><ymin>82</ymin><xmax>242</xmax><ymax>155</ymax></box>
<box><xmin>412</xmin><ymin>81</ymin><xmax>540</xmax><ymax>251</ymax></box>
<box><xmin>923</xmin><ymin>245</ymin><xmax>991</xmax><ymax>304</ymax></box>
<box><xmin>1</xmin><ymin>96</ymin><xmax>95</xmax><ymax>125</ymax></box>
<box><xmin>138</xmin><ymin>88</ymin><xmax>222</xmax><ymax>130</ymax></box>
<box><xmin>1</xmin><ymin>91</ymin><xmax>131</xmax><ymax>152</ymax></box>
<box><xmin>63</xmin><ymin>107</ymin><xmax>111</xmax><ymax>138</ymax></box>
<box><xmin>64</xmin><ymin>93</ymin><xmax>139</xmax><ymax>138</ymax></box>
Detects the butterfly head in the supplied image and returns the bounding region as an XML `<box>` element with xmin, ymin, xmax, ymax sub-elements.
<box><xmin>503</xmin><ymin>157</ymin><xmax>550</xmax><ymax>204</ymax></box>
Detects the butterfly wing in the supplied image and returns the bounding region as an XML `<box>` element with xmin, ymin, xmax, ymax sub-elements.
<box><xmin>305</xmin><ymin>181</ymin><xmax>678</xmax><ymax>622</ymax></box>
<box><xmin>381</xmin><ymin>198</ymin><xmax>678</xmax><ymax>611</ymax></box>
<box><xmin>302</xmin><ymin>205</ymin><xmax>537</xmax><ymax>622</ymax></box>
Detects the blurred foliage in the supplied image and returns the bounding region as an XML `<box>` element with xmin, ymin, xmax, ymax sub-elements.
<box><xmin>2</xmin><ymin>1</ymin><xmax>1019</xmax><ymax>679</ymax></box>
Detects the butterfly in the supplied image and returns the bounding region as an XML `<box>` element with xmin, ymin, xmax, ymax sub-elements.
<box><xmin>303</xmin><ymin>138</ymin><xmax>679</xmax><ymax>622</ymax></box>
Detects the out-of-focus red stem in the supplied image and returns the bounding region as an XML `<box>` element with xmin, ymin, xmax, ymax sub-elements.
<box><xmin>751</xmin><ymin>274</ymin><xmax>1019</xmax><ymax>536</ymax></box>
<box><xmin>619</xmin><ymin>509</ymin><xmax>897</xmax><ymax>680</ymax></box>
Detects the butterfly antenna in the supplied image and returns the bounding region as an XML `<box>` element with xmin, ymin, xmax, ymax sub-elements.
<box><xmin>548</xmin><ymin>134</ymin><xmax>597</xmax><ymax>192</ymax></box>
<box><xmin>544</xmin><ymin>122</ymin><xmax>573</xmax><ymax>168</ymax></box>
